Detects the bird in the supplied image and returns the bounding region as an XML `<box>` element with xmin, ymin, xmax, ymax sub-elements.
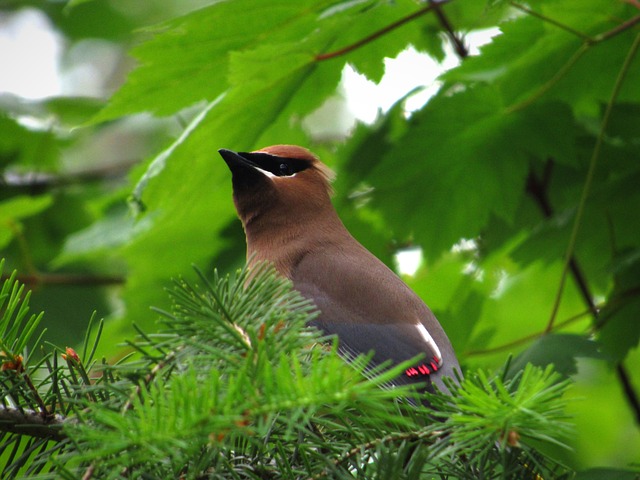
<box><xmin>218</xmin><ymin>145</ymin><xmax>460</xmax><ymax>395</ymax></box>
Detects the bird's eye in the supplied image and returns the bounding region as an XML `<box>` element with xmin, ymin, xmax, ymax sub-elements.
<box><xmin>278</xmin><ymin>163</ymin><xmax>291</xmax><ymax>176</ymax></box>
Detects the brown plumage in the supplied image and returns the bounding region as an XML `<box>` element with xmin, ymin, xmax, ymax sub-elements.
<box><xmin>219</xmin><ymin>145</ymin><xmax>460</xmax><ymax>394</ymax></box>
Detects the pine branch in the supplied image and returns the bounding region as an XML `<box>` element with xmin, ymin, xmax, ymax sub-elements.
<box><xmin>0</xmin><ymin>406</ymin><xmax>66</xmax><ymax>442</ymax></box>
<box><xmin>0</xmin><ymin>259</ymin><xmax>577</xmax><ymax>478</ymax></box>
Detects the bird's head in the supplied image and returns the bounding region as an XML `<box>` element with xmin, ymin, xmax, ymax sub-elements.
<box><xmin>219</xmin><ymin>145</ymin><xmax>335</xmax><ymax>229</ymax></box>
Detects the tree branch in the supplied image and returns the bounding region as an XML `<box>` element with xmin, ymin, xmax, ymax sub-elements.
<box><xmin>0</xmin><ymin>272</ymin><xmax>125</xmax><ymax>288</ymax></box>
<box><xmin>1</xmin><ymin>159</ymin><xmax>138</xmax><ymax>194</ymax></box>
<box><xmin>309</xmin><ymin>429</ymin><xmax>436</xmax><ymax>480</ymax></box>
<box><xmin>429</xmin><ymin>0</ymin><xmax>468</xmax><ymax>58</ymax></box>
<box><xmin>0</xmin><ymin>406</ymin><xmax>66</xmax><ymax>442</ymax></box>
<box><xmin>526</xmin><ymin>166</ymin><xmax>598</xmax><ymax>318</ymax></box>
<box><xmin>616</xmin><ymin>364</ymin><xmax>640</xmax><ymax>425</ymax></box>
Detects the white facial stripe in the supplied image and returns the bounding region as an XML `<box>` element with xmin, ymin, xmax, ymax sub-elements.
<box><xmin>415</xmin><ymin>323</ymin><xmax>443</xmax><ymax>366</ymax></box>
<box><xmin>254</xmin><ymin>166</ymin><xmax>276</xmax><ymax>178</ymax></box>
<box><xmin>253</xmin><ymin>166</ymin><xmax>297</xmax><ymax>179</ymax></box>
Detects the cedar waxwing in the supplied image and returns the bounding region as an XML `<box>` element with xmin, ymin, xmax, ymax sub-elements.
<box><xmin>219</xmin><ymin>145</ymin><xmax>460</xmax><ymax>394</ymax></box>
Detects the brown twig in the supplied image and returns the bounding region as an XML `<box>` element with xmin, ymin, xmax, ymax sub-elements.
<box><xmin>624</xmin><ymin>0</ymin><xmax>640</xmax><ymax>10</ymax></box>
<box><xmin>22</xmin><ymin>371</ymin><xmax>52</xmax><ymax>420</ymax></box>
<box><xmin>509</xmin><ymin>2</ymin><xmax>591</xmax><ymax>40</ymax></box>
<box><xmin>617</xmin><ymin>364</ymin><xmax>640</xmax><ymax>425</ymax></box>
<box><xmin>526</xmin><ymin>166</ymin><xmax>599</xmax><ymax>318</ymax></box>
<box><xmin>0</xmin><ymin>273</ymin><xmax>125</xmax><ymax>288</ymax></box>
<box><xmin>315</xmin><ymin>1</ymin><xmax>451</xmax><ymax>61</ymax></box>
<box><xmin>506</xmin><ymin>13</ymin><xmax>640</xmax><ymax>113</ymax></box>
<box><xmin>82</xmin><ymin>463</ymin><xmax>95</xmax><ymax>480</ymax></box>
<box><xmin>595</xmin><ymin>14</ymin><xmax>640</xmax><ymax>43</ymax></box>
<box><xmin>122</xmin><ymin>348</ymin><xmax>180</xmax><ymax>412</ymax></box>
<box><xmin>429</xmin><ymin>0</ymin><xmax>468</xmax><ymax>58</ymax></box>
<box><xmin>309</xmin><ymin>429</ymin><xmax>436</xmax><ymax>480</ymax></box>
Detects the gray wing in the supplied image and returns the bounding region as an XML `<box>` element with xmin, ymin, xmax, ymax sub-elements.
<box><xmin>291</xmin><ymin>246</ymin><xmax>460</xmax><ymax>394</ymax></box>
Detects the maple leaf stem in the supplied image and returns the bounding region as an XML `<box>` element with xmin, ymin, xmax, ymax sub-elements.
<box><xmin>506</xmin><ymin>14</ymin><xmax>640</xmax><ymax>114</ymax></box>
<box><xmin>546</xmin><ymin>31</ymin><xmax>640</xmax><ymax>333</ymax></box>
<box><xmin>595</xmin><ymin>14</ymin><xmax>640</xmax><ymax>43</ymax></box>
<box><xmin>509</xmin><ymin>2</ymin><xmax>591</xmax><ymax>41</ymax></box>
<box><xmin>315</xmin><ymin>1</ymin><xmax>451</xmax><ymax>61</ymax></box>
<box><xmin>505</xmin><ymin>44</ymin><xmax>589</xmax><ymax>114</ymax></box>
<box><xmin>463</xmin><ymin>305</ymin><xmax>596</xmax><ymax>357</ymax></box>
<box><xmin>465</xmin><ymin>287</ymin><xmax>640</xmax><ymax>357</ymax></box>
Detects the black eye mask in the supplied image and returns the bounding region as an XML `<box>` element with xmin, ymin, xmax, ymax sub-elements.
<box><xmin>238</xmin><ymin>152</ymin><xmax>311</xmax><ymax>177</ymax></box>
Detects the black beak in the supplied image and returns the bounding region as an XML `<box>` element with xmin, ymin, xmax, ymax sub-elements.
<box><xmin>219</xmin><ymin>148</ymin><xmax>268</xmax><ymax>190</ymax></box>
<box><xmin>218</xmin><ymin>149</ymin><xmax>254</xmax><ymax>170</ymax></box>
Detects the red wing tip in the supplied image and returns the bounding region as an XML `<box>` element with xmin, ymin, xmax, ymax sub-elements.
<box><xmin>404</xmin><ymin>355</ymin><xmax>443</xmax><ymax>378</ymax></box>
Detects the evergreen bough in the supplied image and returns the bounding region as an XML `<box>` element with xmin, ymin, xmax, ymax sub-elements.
<box><xmin>1</xmin><ymin>259</ymin><xmax>574</xmax><ymax>478</ymax></box>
